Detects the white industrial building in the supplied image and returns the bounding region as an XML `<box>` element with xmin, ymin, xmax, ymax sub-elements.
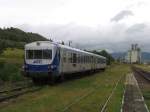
<box><xmin>126</xmin><ymin>44</ymin><xmax>141</xmax><ymax>64</ymax></box>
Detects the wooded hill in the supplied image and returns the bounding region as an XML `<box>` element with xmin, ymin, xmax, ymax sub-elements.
<box><xmin>0</xmin><ymin>27</ymin><xmax>48</xmax><ymax>53</ymax></box>
<box><xmin>92</xmin><ymin>50</ymin><xmax>114</xmax><ymax>65</ymax></box>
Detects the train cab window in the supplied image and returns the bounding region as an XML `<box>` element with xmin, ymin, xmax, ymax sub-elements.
<box><xmin>26</xmin><ymin>50</ymin><xmax>33</xmax><ymax>59</ymax></box>
<box><xmin>34</xmin><ymin>50</ymin><xmax>42</xmax><ymax>59</ymax></box>
<box><xmin>26</xmin><ymin>50</ymin><xmax>52</xmax><ymax>59</ymax></box>
<box><xmin>43</xmin><ymin>50</ymin><xmax>52</xmax><ymax>59</ymax></box>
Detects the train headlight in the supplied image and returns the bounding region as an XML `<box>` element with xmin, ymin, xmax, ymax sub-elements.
<box><xmin>22</xmin><ymin>65</ymin><xmax>28</xmax><ymax>70</ymax></box>
<box><xmin>22</xmin><ymin>65</ymin><xmax>25</xmax><ymax>69</ymax></box>
<box><xmin>48</xmin><ymin>65</ymin><xmax>51</xmax><ymax>69</ymax></box>
<box><xmin>51</xmin><ymin>65</ymin><xmax>54</xmax><ymax>69</ymax></box>
<box><xmin>49</xmin><ymin>65</ymin><xmax>56</xmax><ymax>69</ymax></box>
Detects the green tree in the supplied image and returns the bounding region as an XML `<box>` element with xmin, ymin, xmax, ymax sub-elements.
<box><xmin>91</xmin><ymin>50</ymin><xmax>114</xmax><ymax>65</ymax></box>
<box><xmin>0</xmin><ymin>27</ymin><xmax>48</xmax><ymax>54</ymax></box>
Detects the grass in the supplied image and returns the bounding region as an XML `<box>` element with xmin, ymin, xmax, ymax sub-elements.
<box><xmin>143</xmin><ymin>91</ymin><xmax>150</xmax><ymax>110</ymax></box>
<box><xmin>0</xmin><ymin>48</ymin><xmax>24</xmax><ymax>82</ymax></box>
<box><xmin>0</xmin><ymin>48</ymin><xmax>24</xmax><ymax>59</ymax></box>
<box><xmin>106</xmin><ymin>75</ymin><xmax>125</xmax><ymax>112</ymax></box>
<box><xmin>135</xmin><ymin>64</ymin><xmax>150</xmax><ymax>71</ymax></box>
<box><xmin>0</xmin><ymin>61</ymin><xmax>24</xmax><ymax>82</ymax></box>
<box><xmin>142</xmin><ymin>85</ymin><xmax>150</xmax><ymax>110</ymax></box>
<box><xmin>0</xmin><ymin>48</ymin><xmax>24</xmax><ymax>64</ymax></box>
<box><xmin>0</xmin><ymin>64</ymin><xmax>130</xmax><ymax>112</ymax></box>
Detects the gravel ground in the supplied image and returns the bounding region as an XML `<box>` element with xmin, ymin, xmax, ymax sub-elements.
<box><xmin>122</xmin><ymin>73</ymin><xmax>149</xmax><ymax>112</ymax></box>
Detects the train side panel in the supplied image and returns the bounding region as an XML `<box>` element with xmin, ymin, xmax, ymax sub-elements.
<box><xmin>59</xmin><ymin>46</ymin><xmax>106</xmax><ymax>75</ymax></box>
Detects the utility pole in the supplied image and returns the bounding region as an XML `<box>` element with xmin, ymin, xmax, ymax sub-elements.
<box><xmin>69</xmin><ymin>40</ymin><xmax>72</xmax><ymax>46</ymax></box>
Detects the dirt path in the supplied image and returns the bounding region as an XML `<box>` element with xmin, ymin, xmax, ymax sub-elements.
<box><xmin>122</xmin><ymin>73</ymin><xmax>149</xmax><ymax>112</ymax></box>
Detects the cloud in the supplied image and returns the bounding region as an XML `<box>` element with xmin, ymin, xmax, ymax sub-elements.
<box><xmin>16</xmin><ymin>22</ymin><xmax>150</xmax><ymax>53</ymax></box>
<box><xmin>1</xmin><ymin>0</ymin><xmax>150</xmax><ymax>53</ymax></box>
<box><xmin>111</xmin><ymin>10</ymin><xmax>133</xmax><ymax>22</ymax></box>
<box><xmin>125</xmin><ymin>23</ymin><xmax>150</xmax><ymax>43</ymax></box>
<box><xmin>126</xmin><ymin>23</ymin><xmax>146</xmax><ymax>33</ymax></box>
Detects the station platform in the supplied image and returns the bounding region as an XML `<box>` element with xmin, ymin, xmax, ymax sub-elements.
<box><xmin>122</xmin><ymin>73</ymin><xmax>149</xmax><ymax>112</ymax></box>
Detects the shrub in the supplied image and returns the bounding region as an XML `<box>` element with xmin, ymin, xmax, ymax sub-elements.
<box><xmin>0</xmin><ymin>62</ymin><xmax>24</xmax><ymax>82</ymax></box>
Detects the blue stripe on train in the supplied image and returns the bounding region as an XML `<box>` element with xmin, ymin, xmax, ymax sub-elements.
<box><xmin>26</xmin><ymin>64</ymin><xmax>49</xmax><ymax>72</ymax></box>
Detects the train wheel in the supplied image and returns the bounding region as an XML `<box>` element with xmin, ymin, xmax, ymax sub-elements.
<box><xmin>32</xmin><ymin>78</ymin><xmax>40</xmax><ymax>85</ymax></box>
<box><xmin>48</xmin><ymin>75</ymin><xmax>56</xmax><ymax>85</ymax></box>
<box><xmin>60</xmin><ymin>74</ymin><xmax>65</xmax><ymax>82</ymax></box>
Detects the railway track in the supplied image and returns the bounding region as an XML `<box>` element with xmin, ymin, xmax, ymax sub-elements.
<box><xmin>132</xmin><ymin>66</ymin><xmax>150</xmax><ymax>82</ymax></box>
<box><xmin>0</xmin><ymin>80</ymin><xmax>41</xmax><ymax>103</ymax></box>
<box><xmin>0</xmin><ymin>80</ymin><xmax>32</xmax><ymax>94</ymax></box>
<box><xmin>61</xmin><ymin>74</ymin><xmax>125</xmax><ymax>112</ymax></box>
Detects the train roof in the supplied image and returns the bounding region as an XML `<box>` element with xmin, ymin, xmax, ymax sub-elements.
<box><xmin>25</xmin><ymin>41</ymin><xmax>106</xmax><ymax>59</ymax></box>
<box><xmin>58</xmin><ymin>43</ymin><xmax>106</xmax><ymax>59</ymax></box>
<box><xmin>25</xmin><ymin>41</ymin><xmax>53</xmax><ymax>49</ymax></box>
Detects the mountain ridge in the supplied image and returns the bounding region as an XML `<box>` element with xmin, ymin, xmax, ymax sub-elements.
<box><xmin>111</xmin><ymin>52</ymin><xmax>150</xmax><ymax>62</ymax></box>
<box><xmin>0</xmin><ymin>27</ymin><xmax>48</xmax><ymax>53</ymax></box>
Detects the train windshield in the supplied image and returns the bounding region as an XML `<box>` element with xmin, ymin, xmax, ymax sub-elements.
<box><xmin>26</xmin><ymin>50</ymin><xmax>52</xmax><ymax>59</ymax></box>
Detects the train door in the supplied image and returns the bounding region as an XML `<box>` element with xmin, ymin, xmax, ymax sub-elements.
<box><xmin>67</xmin><ymin>51</ymin><xmax>72</xmax><ymax>73</ymax></box>
<box><xmin>73</xmin><ymin>53</ymin><xmax>78</xmax><ymax>72</ymax></box>
<box><xmin>61</xmin><ymin>49</ymin><xmax>67</xmax><ymax>73</ymax></box>
<box><xmin>60</xmin><ymin>49</ymin><xmax>63</xmax><ymax>73</ymax></box>
<box><xmin>57</xmin><ymin>47</ymin><xmax>62</xmax><ymax>74</ymax></box>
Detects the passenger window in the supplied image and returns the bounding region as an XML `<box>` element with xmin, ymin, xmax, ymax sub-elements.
<box><xmin>69</xmin><ymin>53</ymin><xmax>72</xmax><ymax>63</ymax></box>
<box><xmin>71</xmin><ymin>53</ymin><xmax>73</xmax><ymax>63</ymax></box>
<box><xmin>63</xmin><ymin>55</ymin><xmax>66</xmax><ymax>63</ymax></box>
<box><xmin>77</xmin><ymin>54</ymin><xmax>79</xmax><ymax>63</ymax></box>
<box><xmin>81</xmin><ymin>55</ymin><xmax>83</xmax><ymax>63</ymax></box>
<box><xmin>73</xmin><ymin>53</ymin><xmax>77</xmax><ymax>63</ymax></box>
<box><xmin>78</xmin><ymin>55</ymin><xmax>81</xmax><ymax>63</ymax></box>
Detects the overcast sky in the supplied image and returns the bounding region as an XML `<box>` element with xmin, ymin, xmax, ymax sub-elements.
<box><xmin>0</xmin><ymin>0</ymin><xmax>150</xmax><ymax>52</ymax></box>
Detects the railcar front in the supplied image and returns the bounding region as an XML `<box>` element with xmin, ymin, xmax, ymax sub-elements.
<box><xmin>22</xmin><ymin>41</ymin><xmax>60</xmax><ymax>83</ymax></box>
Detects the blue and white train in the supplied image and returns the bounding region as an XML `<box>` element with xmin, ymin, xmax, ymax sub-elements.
<box><xmin>22</xmin><ymin>41</ymin><xmax>106</xmax><ymax>83</ymax></box>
